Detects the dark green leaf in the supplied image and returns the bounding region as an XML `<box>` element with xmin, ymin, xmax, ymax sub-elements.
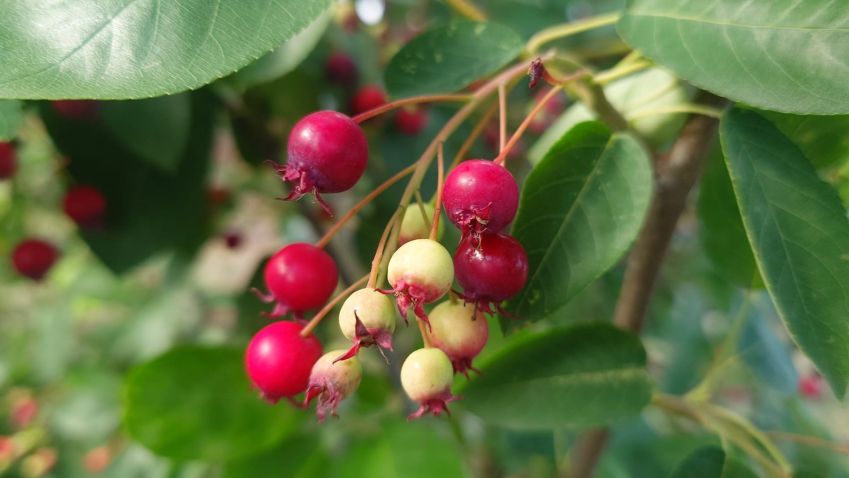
<box><xmin>720</xmin><ymin>107</ymin><xmax>849</xmax><ymax>397</ymax></box>
<box><xmin>671</xmin><ymin>446</ymin><xmax>757</xmax><ymax>478</ymax></box>
<box><xmin>0</xmin><ymin>0</ymin><xmax>331</xmax><ymax>99</ymax></box>
<box><xmin>509</xmin><ymin>121</ymin><xmax>652</xmax><ymax>320</ymax></box>
<box><xmin>0</xmin><ymin>100</ymin><xmax>23</xmax><ymax>140</ymax></box>
<box><xmin>761</xmin><ymin>112</ymin><xmax>849</xmax><ymax>169</ymax></box>
<box><xmin>222</xmin><ymin>432</ymin><xmax>326</xmax><ymax>478</ymax></box>
<box><xmin>619</xmin><ymin>0</ymin><xmax>849</xmax><ymax>114</ymax></box>
<box><xmin>384</xmin><ymin>21</ymin><xmax>522</xmax><ymax>98</ymax></box>
<box><xmin>461</xmin><ymin>322</ymin><xmax>652</xmax><ymax>429</ymax></box>
<box><xmin>123</xmin><ymin>346</ymin><xmax>299</xmax><ymax>461</ymax></box>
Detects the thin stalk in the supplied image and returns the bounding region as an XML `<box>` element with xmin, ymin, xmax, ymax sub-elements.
<box><xmin>300</xmin><ymin>275</ymin><xmax>369</xmax><ymax>337</ymax></box>
<box><xmin>627</xmin><ymin>104</ymin><xmax>724</xmax><ymax>120</ymax></box>
<box><xmin>449</xmin><ymin>102</ymin><xmax>497</xmax><ymax>170</ymax></box>
<box><xmin>498</xmin><ymin>83</ymin><xmax>507</xmax><ymax>152</ymax></box>
<box><xmin>767</xmin><ymin>431</ymin><xmax>849</xmax><ymax>455</ymax></box>
<box><xmin>430</xmin><ymin>144</ymin><xmax>445</xmax><ymax>240</ymax></box>
<box><xmin>594</xmin><ymin>60</ymin><xmax>652</xmax><ymax>85</ymax></box>
<box><xmin>418</xmin><ymin>319</ymin><xmax>432</xmax><ymax>347</ymax></box>
<box><xmin>495</xmin><ymin>85</ymin><xmax>563</xmax><ymax>165</ymax></box>
<box><xmin>526</xmin><ymin>12</ymin><xmax>621</xmax><ymax>55</ymax></box>
<box><xmin>368</xmin><ymin>208</ymin><xmax>402</xmax><ymax>288</ymax></box>
<box><xmin>353</xmin><ymin>94</ymin><xmax>471</xmax><ymax>124</ymax></box>
<box><xmin>445</xmin><ymin>0</ymin><xmax>487</xmax><ymax>20</ymax></box>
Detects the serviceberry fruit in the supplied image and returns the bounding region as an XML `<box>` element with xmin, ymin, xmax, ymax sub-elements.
<box><xmin>426</xmin><ymin>301</ymin><xmax>488</xmax><ymax>376</ymax></box>
<box><xmin>400</xmin><ymin>348</ymin><xmax>458</xmax><ymax>420</ymax></box>
<box><xmin>325</xmin><ymin>52</ymin><xmax>358</xmax><ymax>87</ymax></box>
<box><xmin>398</xmin><ymin>203</ymin><xmax>442</xmax><ymax>245</ymax></box>
<box><xmin>454</xmin><ymin>233</ymin><xmax>528</xmax><ymax>314</ymax></box>
<box><xmin>0</xmin><ymin>142</ymin><xmax>17</xmax><ymax>180</ymax></box>
<box><xmin>304</xmin><ymin>350</ymin><xmax>363</xmax><ymax>421</ymax></box>
<box><xmin>52</xmin><ymin>100</ymin><xmax>99</xmax><ymax>120</ymax></box>
<box><xmin>394</xmin><ymin>106</ymin><xmax>428</xmax><ymax>135</ymax></box>
<box><xmin>443</xmin><ymin>160</ymin><xmax>519</xmax><ymax>237</ymax></box>
<box><xmin>336</xmin><ymin>288</ymin><xmax>396</xmax><ymax>362</ymax></box>
<box><xmin>253</xmin><ymin>243</ymin><xmax>339</xmax><ymax>320</ymax></box>
<box><xmin>798</xmin><ymin>374</ymin><xmax>823</xmax><ymax>399</ymax></box>
<box><xmin>350</xmin><ymin>85</ymin><xmax>387</xmax><ymax>116</ymax></box>
<box><xmin>245</xmin><ymin>321</ymin><xmax>323</xmax><ymax>403</ymax></box>
<box><xmin>63</xmin><ymin>185</ymin><xmax>107</xmax><ymax>228</ymax></box>
<box><xmin>386</xmin><ymin>239</ymin><xmax>454</xmax><ymax>327</ymax></box>
<box><xmin>12</xmin><ymin>239</ymin><xmax>58</xmax><ymax>281</ymax></box>
<box><xmin>271</xmin><ymin>111</ymin><xmax>368</xmax><ymax>216</ymax></box>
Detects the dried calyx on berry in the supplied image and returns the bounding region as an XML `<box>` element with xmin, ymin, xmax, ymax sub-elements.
<box><xmin>385</xmin><ymin>239</ymin><xmax>454</xmax><ymax>328</ymax></box>
<box><xmin>245</xmin><ymin>321</ymin><xmax>323</xmax><ymax>404</ymax></box>
<box><xmin>454</xmin><ymin>232</ymin><xmax>528</xmax><ymax>315</ymax></box>
<box><xmin>305</xmin><ymin>350</ymin><xmax>362</xmax><ymax>421</ymax></box>
<box><xmin>398</xmin><ymin>203</ymin><xmax>442</xmax><ymax>245</ymax></box>
<box><xmin>12</xmin><ymin>239</ymin><xmax>58</xmax><ymax>281</ymax></box>
<box><xmin>253</xmin><ymin>243</ymin><xmax>339</xmax><ymax>320</ymax></box>
<box><xmin>442</xmin><ymin>160</ymin><xmax>519</xmax><ymax>239</ymax></box>
<box><xmin>336</xmin><ymin>288</ymin><xmax>396</xmax><ymax>362</ymax></box>
<box><xmin>401</xmin><ymin>348</ymin><xmax>458</xmax><ymax>420</ymax></box>
<box><xmin>426</xmin><ymin>300</ymin><xmax>488</xmax><ymax>376</ymax></box>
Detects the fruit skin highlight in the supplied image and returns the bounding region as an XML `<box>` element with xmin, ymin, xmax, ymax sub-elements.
<box><xmin>386</xmin><ymin>239</ymin><xmax>454</xmax><ymax>327</ymax></box>
<box><xmin>454</xmin><ymin>232</ymin><xmax>528</xmax><ymax>314</ymax></box>
<box><xmin>442</xmin><ymin>160</ymin><xmax>519</xmax><ymax>238</ymax></box>
<box><xmin>254</xmin><ymin>243</ymin><xmax>339</xmax><ymax>320</ymax></box>
<box><xmin>305</xmin><ymin>350</ymin><xmax>363</xmax><ymax>421</ymax></box>
<box><xmin>12</xmin><ymin>239</ymin><xmax>58</xmax><ymax>281</ymax></box>
<box><xmin>401</xmin><ymin>348</ymin><xmax>457</xmax><ymax>420</ymax></box>
<box><xmin>426</xmin><ymin>301</ymin><xmax>489</xmax><ymax>376</ymax></box>
<box><xmin>245</xmin><ymin>321</ymin><xmax>323</xmax><ymax>403</ymax></box>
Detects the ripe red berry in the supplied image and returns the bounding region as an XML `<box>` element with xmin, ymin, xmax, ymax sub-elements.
<box><xmin>52</xmin><ymin>100</ymin><xmax>99</xmax><ymax>121</ymax></box>
<box><xmin>350</xmin><ymin>85</ymin><xmax>387</xmax><ymax>116</ymax></box>
<box><xmin>386</xmin><ymin>239</ymin><xmax>454</xmax><ymax>327</ymax></box>
<box><xmin>0</xmin><ymin>142</ymin><xmax>17</xmax><ymax>180</ymax></box>
<box><xmin>245</xmin><ymin>321</ymin><xmax>323</xmax><ymax>403</ymax></box>
<box><xmin>12</xmin><ymin>239</ymin><xmax>58</xmax><ymax>281</ymax></box>
<box><xmin>400</xmin><ymin>348</ymin><xmax>457</xmax><ymax>420</ymax></box>
<box><xmin>454</xmin><ymin>233</ymin><xmax>528</xmax><ymax>313</ymax></box>
<box><xmin>63</xmin><ymin>185</ymin><xmax>107</xmax><ymax>228</ymax></box>
<box><xmin>394</xmin><ymin>106</ymin><xmax>428</xmax><ymax>135</ymax></box>
<box><xmin>442</xmin><ymin>160</ymin><xmax>519</xmax><ymax>237</ymax></box>
<box><xmin>254</xmin><ymin>243</ymin><xmax>338</xmax><ymax>320</ymax></box>
<box><xmin>336</xmin><ymin>288</ymin><xmax>396</xmax><ymax>362</ymax></box>
<box><xmin>426</xmin><ymin>301</ymin><xmax>489</xmax><ymax>376</ymax></box>
<box><xmin>325</xmin><ymin>52</ymin><xmax>358</xmax><ymax>87</ymax></box>
<box><xmin>271</xmin><ymin>111</ymin><xmax>368</xmax><ymax>215</ymax></box>
<box><xmin>305</xmin><ymin>350</ymin><xmax>362</xmax><ymax>421</ymax></box>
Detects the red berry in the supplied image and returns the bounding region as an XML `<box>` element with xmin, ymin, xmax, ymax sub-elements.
<box><xmin>304</xmin><ymin>350</ymin><xmax>362</xmax><ymax>421</ymax></box>
<box><xmin>52</xmin><ymin>100</ymin><xmax>99</xmax><ymax>120</ymax></box>
<box><xmin>426</xmin><ymin>301</ymin><xmax>488</xmax><ymax>376</ymax></box>
<box><xmin>245</xmin><ymin>321</ymin><xmax>323</xmax><ymax>403</ymax></box>
<box><xmin>63</xmin><ymin>185</ymin><xmax>107</xmax><ymax>228</ymax></box>
<box><xmin>9</xmin><ymin>392</ymin><xmax>38</xmax><ymax>429</ymax></box>
<box><xmin>325</xmin><ymin>52</ymin><xmax>358</xmax><ymax>87</ymax></box>
<box><xmin>386</xmin><ymin>239</ymin><xmax>454</xmax><ymax>327</ymax></box>
<box><xmin>394</xmin><ymin>106</ymin><xmax>428</xmax><ymax>135</ymax></box>
<box><xmin>350</xmin><ymin>85</ymin><xmax>387</xmax><ymax>116</ymax></box>
<box><xmin>400</xmin><ymin>348</ymin><xmax>458</xmax><ymax>420</ymax></box>
<box><xmin>223</xmin><ymin>231</ymin><xmax>242</xmax><ymax>249</ymax></box>
<box><xmin>0</xmin><ymin>142</ymin><xmax>17</xmax><ymax>180</ymax></box>
<box><xmin>454</xmin><ymin>233</ymin><xmax>528</xmax><ymax>313</ymax></box>
<box><xmin>443</xmin><ymin>160</ymin><xmax>519</xmax><ymax>237</ymax></box>
<box><xmin>271</xmin><ymin>111</ymin><xmax>368</xmax><ymax>216</ymax></box>
<box><xmin>12</xmin><ymin>239</ymin><xmax>58</xmax><ymax>281</ymax></box>
<box><xmin>254</xmin><ymin>243</ymin><xmax>338</xmax><ymax>319</ymax></box>
<box><xmin>798</xmin><ymin>374</ymin><xmax>823</xmax><ymax>399</ymax></box>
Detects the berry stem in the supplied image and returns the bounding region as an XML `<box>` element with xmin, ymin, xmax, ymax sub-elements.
<box><xmin>352</xmin><ymin>94</ymin><xmax>471</xmax><ymax>124</ymax></box>
<box><xmin>368</xmin><ymin>208</ymin><xmax>402</xmax><ymax>288</ymax></box>
<box><xmin>300</xmin><ymin>274</ymin><xmax>369</xmax><ymax>337</ymax></box>
<box><xmin>449</xmin><ymin>102</ymin><xmax>497</xmax><ymax>171</ymax></box>
<box><xmin>525</xmin><ymin>12</ymin><xmax>621</xmax><ymax>55</ymax></box>
<box><xmin>498</xmin><ymin>83</ymin><xmax>507</xmax><ymax>152</ymax></box>
<box><xmin>417</xmin><ymin>318</ymin><xmax>432</xmax><ymax>348</ymax></box>
<box><xmin>430</xmin><ymin>143</ymin><xmax>445</xmax><ymax>241</ymax></box>
<box><xmin>494</xmin><ymin>85</ymin><xmax>564</xmax><ymax>165</ymax></box>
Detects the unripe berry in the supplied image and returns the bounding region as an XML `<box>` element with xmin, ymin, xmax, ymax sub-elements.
<box><xmin>12</xmin><ymin>239</ymin><xmax>58</xmax><ymax>281</ymax></box>
<box><xmin>454</xmin><ymin>233</ymin><xmax>528</xmax><ymax>313</ymax></box>
<box><xmin>304</xmin><ymin>350</ymin><xmax>363</xmax><ymax>421</ymax></box>
<box><xmin>426</xmin><ymin>301</ymin><xmax>488</xmax><ymax>376</ymax></box>
<box><xmin>63</xmin><ymin>185</ymin><xmax>107</xmax><ymax>228</ymax></box>
<box><xmin>272</xmin><ymin>111</ymin><xmax>368</xmax><ymax>216</ymax></box>
<box><xmin>386</xmin><ymin>239</ymin><xmax>453</xmax><ymax>327</ymax></box>
<box><xmin>394</xmin><ymin>106</ymin><xmax>428</xmax><ymax>135</ymax></box>
<box><xmin>350</xmin><ymin>85</ymin><xmax>387</xmax><ymax>116</ymax></box>
<box><xmin>0</xmin><ymin>142</ymin><xmax>17</xmax><ymax>180</ymax></box>
<box><xmin>398</xmin><ymin>203</ymin><xmax>443</xmax><ymax>245</ymax></box>
<box><xmin>400</xmin><ymin>348</ymin><xmax>457</xmax><ymax>419</ymax></box>
<box><xmin>336</xmin><ymin>288</ymin><xmax>396</xmax><ymax>362</ymax></box>
<box><xmin>245</xmin><ymin>321</ymin><xmax>323</xmax><ymax>403</ymax></box>
<box><xmin>254</xmin><ymin>243</ymin><xmax>338</xmax><ymax>319</ymax></box>
<box><xmin>325</xmin><ymin>52</ymin><xmax>358</xmax><ymax>87</ymax></box>
<box><xmin>443</xmin><ymin>160</ymin><xmax>519</xmax><ymax>237</ymax></box>
<box><xmin>52</xmin><ymin>100</ymin><xmax>99</xmax><ymax>121</ymax></box>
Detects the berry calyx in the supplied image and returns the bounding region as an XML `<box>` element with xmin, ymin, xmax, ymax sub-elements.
<box><xmin>386</xmin><ymin>239</ymin><xmax>454</xmax><ymax>327</ymax></box>
<box><xmin>304</xmin><ymin>350</ymin><xmax>363</xmax><ymax>421</ymax></box>
<box><xmin>442</xmin><ymin>160</ymin><xmax>519</xmax><ymax>238</ymax></box>
<box><xmin>325</xmin><ymin>52</ymin><xmax>358</xmax><ymax>87</ymax></box>
<box><xmin>12</xmin><ymin>239</ymin><xmax>58</xmax><ymax>281</ymax></box>
<box><xmin>253</xmin><ymin>243</ymin><xmax>339</xmax><ymax>320</ymax></box>
<box><xmin>454</xmin><ymin>233</ymin><xmax>528</xmax><ymax>314</ymax></box>
<box><xmin>350</xmin><ymin>85</ymin><xmax>387</xmax><ymax>116</ymax></box>
<box><xmin>0</xmin><ymin>142</ymin><xmax>18</xmax><ymax>180</ymax></box>
<box><xmin>271</xmin><ymin>111</ymin><xmax>368</xmax><ymax>216</ymax></box>
<box><xmin>52</xmin><ymin>100</ymin><xmax>99</xmax><ymax>121</ymax></box>
<box><xmin>425</xmin><ymin>301</ymin><xmax>489</xmax><ymax>376</ymax></box>
<box><xmin>336</xmin><ymin>288</ymin><xmax>396</xmax><ymax>362</ymax></box>
<box><xmin>245</xmin><ymin>321</ymin><xmax>323</xmax><ymax>403</ymax></box>
<box><xmin>63</xmin><ymin>185</ymin><xmax>107</xmax><ymax>228</ymax></box>
<box><xmin>400</xmin><ymin>348</ymin><xmax>458</xmax><ymax>420</ymax></box>
<box><xmin>398</xmin><ymin>203</ymin><xmax>443</xmax><ymax>245</ymax></box>
<box><xmin>394</xmin><ymin>106</ymin><xmax>428</xmax><ymax>135</ymax></box>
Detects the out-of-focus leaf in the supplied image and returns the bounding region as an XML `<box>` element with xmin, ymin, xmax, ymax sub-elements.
<box><xmin>670</xmin><ymin>446</ymin><xmax>757</xmax><ymax>478</ymax></box>
<box><xmin>222</xmin><ymin>433</ymin><xmax>326</xmax><ymax>478</ymax></box>
<box><xmin>738</xmin><ymin>295</ymin><xmax>798</xmax><ymax>394</ymax></box>
<box><xmin>0</xmin><ymin>100</ymin><xmax>24</xmax><ymax>140</ymax></box>
<box><xmin>761</xmin><ymin>112</ymin><xmax>849</xmax><ymax>169</ymax></box>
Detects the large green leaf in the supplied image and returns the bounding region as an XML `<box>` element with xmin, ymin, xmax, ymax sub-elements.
<box><xmin>670</xmin><ymin>446</ymin><xmax>757</xmax><ymax>478</ymax></box>
<box><xmin>222</xmin><ymin>433</ymin><xmax>326</xmax><ymax>478</ymax></box>
<box><xmin>384</xmin><ymin>21</ymin><xmax>523</xmax><ymax>98</ymax></box>
<box><xmin>461</xmin><ymin>322</ymin><xmax>652</xmax><ymax>429</ymax></box>
<box><xmin>0</xmin><ymin>0</ymin><xmax>331</xmax><ymax>99</ymax></box>
<box><xmin>124</xmin><ymin>346</ymin><xmax>299</xmax><ymax>461</ymax></box>
<box><xmin>720</xmin><ymin>107</ymin><xmax>849</xmax><ymax>397</ymax></box>
<box><xmin>760</xmin><ymin>112</ymin><xmax>849</xmax><ymax>169</ymax></box>
<box><xmin>509</xmin><ymin>121</ymin><xmax>652</xmax><ymax>320</ymax></box>
<box><xmin>0</xmin><ymin>100</ymin><xmax>23</xmax><ymax>140</ymax></box>
<box><xmin>619</xmin><ymin>0</ymin><xmax>849</xmax><ymax>114</ymax></box>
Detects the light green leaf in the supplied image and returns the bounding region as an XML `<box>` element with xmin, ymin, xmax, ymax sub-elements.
<box><xmin>0</xmin><ymin>0</ymin><xmax>331</xmax><ymax>99</ymax></box>
<box><xmin>509</xmin><ymin>121</ymin><xmax>652</xmax><ymax>320</ymax></box>
<box><xmin>619</xmin><ymin>0</ymin><xmax>849</xmax><ymax>114</ymax></box>
<box><xmin>0</xmin><ymin>100</ymin><xmax>24</xmax><ymax>140</ymax></box>
<box><xmin>671</xmin><ymin>446</ymin><xmax>757</xmax><ymax>478</ymax></box>
<box><xmin>461</xmin><ymin>322</ymin><xmax>652</xmax><ymax>429</ymax></box>
<box><xmin>720</xmin><ymin>107</ymin><xmax>849</xmax><ymax>397</ymax></box>
<box><xmin>760</xmin><ymin>111</ymin><xmax>849</xmax><ymax>169</ymax></box>
<box><xmin>384</xmin><ymin>21</ymin><xmax>523</xmax><ymax>98</ymax></box>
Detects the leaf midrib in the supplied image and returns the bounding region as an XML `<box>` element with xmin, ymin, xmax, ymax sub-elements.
<box><xmin>475</xmin><ymin>365</ymin><xmax>647</xmax><ymax>390</ymax></box>
<box><xmin>627</xmin><ymin>11</ymin><xmax>849</xmax><ymax>33</ymax></box>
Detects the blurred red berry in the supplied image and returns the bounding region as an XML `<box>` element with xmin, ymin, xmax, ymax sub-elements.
<box><xmin>63</xmin><ymin>185</ymin><xmax>107</xmax><ymax>228</ymax></box>
<box><xmin>350</xmin><ymin>85</ymin><xmax>387</xmax><ymax>116</ymax></box>
<box><xmin>0</xmin><ymin>142</ymin><xmax>18</xmax><ymax>179</ymax></box>
<box><xmin>325</xmin><ymin>52</ymin><xmax>358</xmax><ymax>87</ymax></box>
<box><xmin>12</xmin><ymin>239</ymin><xmax>58</xmax><ymax>281</ymax></box>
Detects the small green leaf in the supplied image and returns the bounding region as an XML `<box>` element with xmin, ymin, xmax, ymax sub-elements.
<box><xmin>720</xmin><ymin>107</ymin><xmax>849</xmax><ymax>397</ymax></box>
<box><xmin>461</xmin><ymin>322</ymin><xmax>652</xmax><ymax>429</ymax></box>
<box><xmin>509</xmin><ymin>121</ymin><xmax>652</xmax><ymax>320</ymax></box>
<box><xmin>384</xmin><ymin>21</ymin><xmax>523</xmax><ymax>98</ymax></box>
<box><xmin>0</xmin><ymin>100</ymin><xmax>23</xmax><ymax>140</ymax></box>
<box><xmin>124</xmin><ymin>346</ymin><xmax>299</xmax><ymax>461</ymax></box>
<box><xmin>671</xmin><ymin>446</ymin><xmax>757</xmax><ymax>478</ymax></box>
<box><xmin>619</xmin><ymin>0</ymin><xmax>849</xmax><ymax>114</ymax></box>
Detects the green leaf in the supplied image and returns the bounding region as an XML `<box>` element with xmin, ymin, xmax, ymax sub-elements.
<box><xmin>509</xmin><ymin>121</ymin><xmax>652</xmax><ymax>320</ymax></box>
<box><xmin>461</xmin><ymin>322</ymin><xmax>652</xmax><ymax>429</ymax></box>
<box><xmin>124</xmin><ymin>345</ymin><xmax>299</xmax><ymax>461</ymax></box>
<box><xmin>0</xmin><ymin>100</ymin><xmax>23</xmax><ymax>140</ymax></box>
<box><xmin>222</xmin><ymin>433</ymin><xmax>326</xmax><ymax>478</ymax></box>
<box><xmin>760</xmin><ymin>112</ymin><xmax>849</xmax><ymax>169</ymax></box>
<box><xmin>671</xmin><ymin>446</ymin><xmax>757</xmax><ymax>478</ymax></box>
<box><xmin>0</xmin><ymin>0</ymin><xmax>331</xmax><ymax>99</ymax></box>
<box><xmin>618</xmin><ymin>0</ymin><xmax>849</xmax><ymax>114</ymax></box>
<box><xmin>720</xmin><ymin>107</ymin><xmax>849</xmax><ymax>397</ymax></box>
<box><xmin>384</xmin><ymin>21</ymin><xmax>523</xmax><ymax>98</ymax></box>
<box><xmin>101</xmin><ymin>94</ymin><xmax>191</xmax><ymax>172</ymax></box>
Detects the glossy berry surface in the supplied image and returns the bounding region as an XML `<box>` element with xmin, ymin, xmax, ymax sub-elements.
<box><xmin>336</xmin><ymin>288</ymin><xmax>396</xmax><ymax>362</ymax></box>
<box><xmin>400</xmin><ymin>348</ymin><xmax>457</xmax><ymax>419</ymax></box>
<box><xmin>63</xmin><ymin>185</ymin><xmax>107</xmax><ymax>228</ymax></box>
<box><xmin>325</xmin><ymin>52</ymin><xmax>358</xmax><ymax>86</ymax></box>
<box><xmin>0</xmin><ymin>142</ymin><xmax>17</xmax><ymax>179</ymax></box>
<box><xmin>394</xmin><ymin>106</ymin><xmax>428</xmax><ymax>135</ymax></box>
<box><xmin>454</xmin><ymin>233</ymin><xmax>528</xmax><ymax>309</ymax></box>
<box><xmin>305</xmin><ymin>350</ymin><xmax>363</xmax><ymax>421</ymax></box>
<box><xmin>12</xmin><ymin>239</ymin><xmax>58</xmax><ymax>281</ymax></box>
<box><xmin>426</xmin><ymin>301</ymin><xmax>488</xmax><ymax>376</ymax></box>
<box><xmin>52</xmin><ymin>100</ymin><xmax>99</xmax><ymax>120</ymax></box>
<box><xmin>387</xmin><ymin>239</ymin><xmax>454</xmax><ymax>326</ymax></box>
<box><xmin>350</xmin><ymin>85</ymin><xmax>387</xmax><ymax>116</ymax></box>
<box><xmin>442</xmin><ymin>160</ymin><xmax>519</xmax><ymax>236</ymax></box>
<box><xmin>258</xmin><ymin>243</ymin><xmax>338</xmax><ymax>319</ymax></box>
<box><xmin>245</xmin><ymin>321</ymin><xmax>323</xmax><ymax>402</ymax></box>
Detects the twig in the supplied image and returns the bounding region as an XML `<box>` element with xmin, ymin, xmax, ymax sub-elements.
<box><xmin>353</xmin><ymin>94</ymin><xmax>471</xmax><ymax>124</ymax></box>
<box><xmin>301</xmin><ymin>275</ymin><xmax>369</xmax><ymax>337</ymax></box>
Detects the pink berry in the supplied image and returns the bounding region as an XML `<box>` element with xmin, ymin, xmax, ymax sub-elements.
<box><xmin>426</xmin><ymin>301</ymin><xmax>488</xmax><ymax>376</ymax></box>
<box><xmin>245</xmin><ymin>321</ymin><xmax>323</xmax><ymax>403</ymax></box>
<box><xmin>0</xmin><ymin>142</ymin><xmax>17</xmax><ymax>180</ymax></box>
<box><xmin>443</xmin><ymin>160</ymin><xmax>519</xmax><ymax>237</ymax></box>
<box><xmin>454</xmin><ymin>233</ymin><xmax>528</xmax><ymax>313</ymax></box>
<box><xmin>12</xmin><ymin>239</ymin><xmax>58</xmax><ymax>281</ymax></box>
<box><xmin>336</xmin><ymin>288</ymin><xmax>396</xmax><ymax>363</ymax></box>
<box><xmin>325</xmin><ymin>52</ymin><xmax>358</xmax><ymax>87</ymax></box>
<box><xmin>798</xmin><ymin>374</ymin><xmax>823</xmax><ymax>399</ymax></box>
<box><xmin>9</xmin><ymin>392</ymin><xmax>38</xmax><ymax>429</ymax></box>
<box><xmin>394</xmin><ymin>106</ymin><xmax>428</xmax><ymax>135</ymax></box>
<box><xmin>400</xmin><ymin>348</ymin><xmax>458</xmax><ymax>420</ymax></box>
<box><xmin>63</xmin><ymin>185</ymin><xmax>107</xmax><ymax>228</ymax></box>
<box><xmin>270</xmin><ymin>111</ymin><xmax>368</xmax><ymax>215</ymax></box>
<box><xmin>304</xmin><ymin>350</ymin><xmax>363</xmax><ymax>421</ymax></box>
<box><xmin>254</xmin><ymin>243</ymin><xmax>338</xmax><ymax>319</ymax></box>
<box><xmin>386</xmin><ymin>239</ymin><xmax>454</xmax><ymax>328</ymax></box>
<box><xmin>350</xmin><ymin>85</ymin><xmax>387</xmax><ymax>116</ymax></box>
<box><xmin>52</xmin><ymin>100</ymin><xmax>99</xmax><ymax>120</ymax></box>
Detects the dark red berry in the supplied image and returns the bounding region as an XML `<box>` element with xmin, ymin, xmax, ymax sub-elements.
<box><xmin>63</xmin><ymin>185</ymin><xmax>107</xmax><ymax>228</ymax></box>
<box><xmin>270</xmin><ymin>111</ymin><xmax>368</xmax><ymax>215</ymax></box>
<box><xmin>223</xmin><ymin>231</ymin><xmax>242</xmax><ymax>249</ymax></box>
<box><xmin>0</xmin><ymin>142</ymin><xmax>17</xmax><ymax>180</ymax></box>
<box><xmin>454</xmin><ymin>233</ymin><xmax>528</xmax><ymax>313</ymax></box>
<box><xmin>254</xmin><ymin>243</ymin><xmax>339</xmax><ymax>319</ymax></box>
<box><xmin>12</xmin><ymin>239</ymin><xmax>58</xmax><ymax>281</ymax></box>
<box><xmin>443</xmin><ymin>160</ymin><xmax>519</xmax><ymax>237</ymax></box>
<box><xmin>325</xmin><ymin>52</ymin><xmax>358</xmax><ymax>87</ymax></box>
<box><xmin>52</xmin><ymin>100</ymin><xmax>99</xmax><ymax>121</ymax></box>
<box><xmin>245</xmin><ymin>321</ymin><xmax>323</xmax><ymax>403</ymax></box>
<box><xmin>350</xmin><ymin>85</ymin><xmax>387</xmax><ymax>116</ymax></box>
<box><xmin>394</xmin><ymin>106</ymin><xmax>428</xmax><ymax>135</ymax></box>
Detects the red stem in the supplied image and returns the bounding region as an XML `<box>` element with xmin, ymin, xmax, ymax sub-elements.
<box><xmin>353</xmin><ymin>94</ymin><xmax>471</xmax><ymax>123</ymax></box>
<box><xmin>495</xmin><ymin>85</ymin><xmax>563</xmax><ymax>165</ymax></box>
